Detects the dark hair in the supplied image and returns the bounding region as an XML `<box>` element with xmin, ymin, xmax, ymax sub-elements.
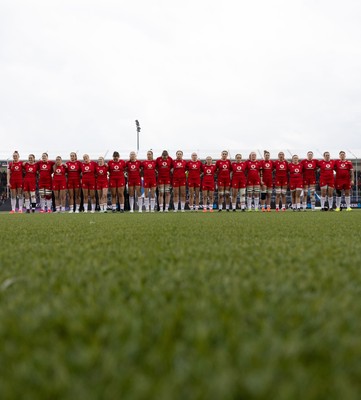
<box><xmin>113</xmin><ymin>151</ymin><xmax>120</xmax><ymax>158</ymax></box>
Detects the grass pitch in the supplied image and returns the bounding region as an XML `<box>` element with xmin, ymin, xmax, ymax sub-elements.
<box><xmin>0</xmin><ymin>211</ymin><xmax>361</xmax><ymax>400</ymax></box>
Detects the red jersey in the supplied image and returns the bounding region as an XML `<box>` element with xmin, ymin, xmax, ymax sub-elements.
<box><xmin>274</xmin><ymin>160</ymin><xmax>288</xmax><ymax>178</ymax></box>
<box><xmin>301</xmin><ymin>159</ymin><xmax>317</xmax><ymax>180</ymax></box>
<box><xmin>37</xmin><ymin>161</ymin><xmax>55</xmax><ymax>181</ymax></box>
<box><xmin>231</xmin><ymin>162</ymin><xmax>247</xmax><ymax>179</ymax></box>
<box><xmin>201</xmin><ymin>164</ymin><xmax>216</xmax><ymax>184</ymax></box>
<box><xmin>23</xmin><ymin>162</ymin><xmax>38</xmax><ymax>180</ymax></box>
<box><xmin>81</xmin><ymin>161</ymin><xmax>97</xmax><ymax>179</ymax></box>
<box><xmin>108</xmin><ymin>160</ymin><xmax>125</xmax><ymax>178</ymax></box>
<box><xmin>186</xmin><ymin>160</ymin><xmax>202</xmax><ymax>181</ymax></box>
<box><xmin>66</xmin><ymin>160</ymin><xmax>82</xmax><ymax>181</ymax></box>
<box><xmin>246</xmin><ymin>160</ymin><xmax>261</xmax><ymax>179</ymax></box>
<box><xmin>126</xmin><ymin>160</ymin><xmax>142</xmax><ymax>180</ymax></box>
<box><xmin>53</xmin><ymin>164</ymin><xmax>67</xmax><ymax>180</ymax></box>
<box><xmin>141</xmin><ymin>160</ymin><xmax>157</xmax><ymax>180</ymax></box>
<box><xmin>172</xmin><ymin>159</ymin><xmax>187</xmax><ymax>179</ymax></box>
<box><xmin>8</xmin><ymin>161</ymin><xmax>23</xmax><ymax>181</ymax></box>
<box><xmin>95</xmin><ymin>165</ymin><xmax>108</xmax><ymax>182</ymax></box>
<box><xmin>260</xmin><ymin>160</ymin><xmax>273</xmax><ymax>180</ymax></box>
<box><xmin>288</xmin><ymin>163</ymin><xmax>303</xmax><ymax>179</ymax></box>
<box><xmin>317</xmin><ymin>160</ymin><xmax>335</xmax><ymax>180</ymax></box>
<box><xmin>334</xmin><ymin>160</ymin><xmax>353</xmax><ymax>181</ymax></box>
<box><xmin>156</xmin><ymin>156</ymin><xmax>173</xmax><ymax>179</ymax></box>
<box><xmin>215</xmin><ymin>159</ymin><xmax>232</xmax><ymax>178</ymax></box>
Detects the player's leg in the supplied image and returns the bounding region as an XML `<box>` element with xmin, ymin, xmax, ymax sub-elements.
<box><xmin>135</xmin><ymin>185</ymin><xmax>142</xmax><ymax>212</ymax></box>
<box><xmin>128</xmin><ymin>185</ymin><xmax>135</xmax><ymax>212</ymax></box>
<box><xmin>225</xmin><ymin>186</ymin><xmax>231</xmax><ymax>211</ymax></box>
<box><xmin>281</xmin><ymin>186</ymin><xmax>287</xmax><ymax>211</ymax></box>
<box><xmin>218</xmin><ymin>186</ymin><xmax>225</xmax><ymax>211</ymax></box>
<box><xmin>345</xmin><ymin>186</ymin><xmax>352</xmax><ymax>210</ymax></box>
<box><xmin>253</xmin><ymin>185</ymin><xmax>260</xmax><ymax>211</ymax></box>
<box><xmin>320</xmin><ymin>186</ymin><xmax>327</xmax><ymax>210</ymax></box>
<box><xmin>189</xmin><ymin>186</ymin><xmax>195</xmax><ymax>210</ymax></box>
<box><xmin>164</xmin><ymin>185</ymin><xmax>171</xmax><ymax>211</ymax></box>
<box><xmin>231</xmin><ymin>186</ymin><xmax>238</xmax><ymax>211</ymax></box>
<box><xmin>110</xmin><ymin>186</ymin><xmax>117</xmax><ymax>212</ymax></box>
<box><xmin>157</xmin><ymin>185</ymin><xmax>164</xmax><ymax>212</ymax></box>
<box><xmin>150</xmin><ymin>187</ymin><xmax>156</xmax><ymax>212</ymax></box>
<box><xmin>118</xmin><ymin>186</ymin><xmax>125</xmax><ymax>212</ymax></box>
<box><xmin>83</xmin><ymin>187</ymin><xmax>89</xmax><ymax>212</ymax></box>
<box><xmin>275</xmin><ymin>186</ymin><xmax>281</xmax><ymax>211</ymax></box>
<box><xmin>180</xmin><ymin>185</ymin><xmax>186</xmax><ymax>212</ymax></box>
<box><xmin>89</xmin><ymin>189</ymin><xmax>96</xmax><ymax>212</ymax></box>
<box><xmin>327</xmin><ymin>185</ymin><xmax>334</xmax><ymax>211</ymax></box>
<box><xmin>246</xmin><ymin>186</ymin><xmax>253</xmax><ymax>211</ymax></box>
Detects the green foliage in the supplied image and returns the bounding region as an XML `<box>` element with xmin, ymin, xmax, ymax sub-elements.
<box><xmin>0</xmin><ymin>211</ymin><xmax>361</xmax><ymax>400</ymax></box>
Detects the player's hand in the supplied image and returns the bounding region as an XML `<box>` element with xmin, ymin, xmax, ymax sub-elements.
<box><xmin>7</xmin><ymin>183</ymin><xmax>11</xmax><ymax>188</ymax></box>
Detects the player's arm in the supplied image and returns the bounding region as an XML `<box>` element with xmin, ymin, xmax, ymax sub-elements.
<box><xmin>6</xmin><ymin>165</ymin><xmax>11</xmax><ymax>187</ymax></box>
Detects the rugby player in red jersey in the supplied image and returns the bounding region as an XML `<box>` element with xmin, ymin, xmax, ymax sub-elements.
<box><xmin>172</xmin><ymin>150</ymin><xmax>187</xmax><ymax>212</ymax></box>
<box><xmin>301</xmin><ymin>151</ymin><xmax>317</xmax><ymax>211</ymax></box>
<box><xmin>96</xmin><ymin>156</ymin><xmax>109</xmax><ymax>212</ymax></box>
<box><xmin>141</xmin><ymin>150</ymin><xmax>157</xmax><ymax>212</ymax></box>
<box><xmin>126</xmin><ymin>151</ymin><xmax>142</xmax><ymax>213</ymax></box>
<box><xmin>81</xmin><ymin>154</ymin><xmax>97</xmax><ymax>213</ymax></box>
<box><xmin>288</xmin><ymin>155</ymin><xmax>303</xmax><ymax>211</ymax></box>
<box><xmin>23</xmin><ymin>154</ymin><xmax>38</xmax><ymax>213</ymax></box>
<box><xmin>37</xmin><ymin>153</ymin><xmax>55</xmax><ymax>213</ymax></box>
<box><xmin>201</xmin><ymin>156</ymin><xmax>216</xmax><ymax>212</ymax></box>
<box><xmin>259</xmin><ymin>150</ymin><xmax>273</xmax><ymax>212</ymax></box>
<box><xmin>52</xmin><ymin>156</ymin><xmax>67</xmax><ymax>212</ymax></box>
<box><xmin>317</xmin><ymin>151</ymin><xmax>335</xmax><ymax>211</ymax></box>
<box><xmin>274</xmin><ymin>152</ymin><xmax>289</xmax><ymax>211</ymax></box>
<box><xmin>231</xmin><ymin>153</ymin><xmax>247</xmax><ymax>211</ymax></box>
<box><xmin>215</xmin><ymin>150</ymin><xmax>232</xmax><ymax>211</ymax></box>
<box><xmin>334</xmin><ymin>151</ymin><xmax>354</xmax><ymax>211</ymax></box>
<box><xmin>186</xmin><ymin>152</ymin><xmax>202</xmax><ymax>211</ymax></box>
<box><xmin>7</xmin><ymin>151</ymin><xmax>24</xmax><ymax>213</ymax></box>
<box><xmin>155</xmin><ymin>150</ymin><xmax>173</xmax><ymax>212</ymax></box>
<box><xmin>66</xmin><ymin>152</ymin><xmax>82</xmax><ymax>213</ymax></box>
<box><xmin>108</xmin><ymin>151</ymin><xmax>126</xmax><ymax>212</ymax></box>
<box><xmin>245</xmin><ymin>152</ymin><xmax>261</xmax><ymax>211</ymax></box>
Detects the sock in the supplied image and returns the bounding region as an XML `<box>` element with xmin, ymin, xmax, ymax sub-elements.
<box><xmin>165</xmin><ymin>203</ymin><xmax>169</xmax><ymax>211</ymax></box>
<box><xmin>181</xmin><ymin>201</ymin><xmax>185</xmax><ymax>210</ymax></box>
<box><xmin>345</xmin><ymin>196</ymin><xmax>351</xmax><ymax>208</ymax></box>
<box><xmin>320</xmin><ymin>196</ymin><xmax>325</xmax><ymax>208</ymax></box>
<box><xmin>254</xmin><ymin>198</ymin><xmax>259</xmax><ymax>209</ymax></box>
<box><xmin>219</xmin><ymin>202</ymin><xmax>223</xmax><ymax>210</ymax></box>
<box><xmin>18</xmin><ymin>197</ymin><xmax>23</xmax><ymax>210</ymax></box>
<box><xmin>159</xmin><ymin>204</ymin><xmax>164</xmax><ymax>211</ymax></box>
<box><xmin>40</xmin><ymin>198</ymin><xmax>45</xmax><ymax>211</ymax></box>
<box><xmin>25</xmin><ymin>199</ymin><xmax>30</xmax><ymax>210</ymax></box>
<box><xmin>76</xmin><ymin>203</ymin><xmax>80</xmax><ymax>211</ymax></box>
<box><xmin>247</xmin><ymin>197</ymin><xmax>252</xmax><ymax>209</ymax></box>
<box><xmin>195</xmin><ymin>205</ymin><xmax>199</xmax><ymax>210</ymax></box>
<box><xmin>56</xmin><ymin>206</ymin><xmax>60</xmax><ymax>212</ymax></box>
<box><xmin>225</xmin><ymin>203</ymin><xmax>230</xmax><ymax>210</ymax></box>
<box><xmin>232</xmin><ymin>202</ymin><xmax>236</xmax><ymax>210</ymax></box>
<box><xmin>336</xmin><ymin>197</ymin><xmax>341</xmax><ymax>208</ymax></box>
<box><xmin>150</xmin><ymin>198</ymin><xmax>155</xmax><ymax>211</ymax></box>
<box><xmin>120</xmin><ymin>203</ymin><xmax>124</xmax><ymax>210</ymax></box>
<box><xmin>11</xmin><ymin>198</ymin><xmax>16</xmax><ymax>211</ymax></box>
<box><xmin>84</xmin><ymin>203</ymin><xmax>88</xmax><ymax>212</ymax></box>
<box><xmin>91</xmin><ymin>203</ymin><xmax>95</xmax><ymax>212</ymax></box>
<box><xmin>138</xmin><ymin>197</ymin><xmax>143</xmax><ymax>211</ymax></box>
<box><xmin>297</xmin><ymin>202</ymin><xmax>301</xmax><ymax>209</ymax></box>
<box><xmin>129</xmin><ymin>196</ymin><xmax>134</xmax><ymax>210</ymax></box>
<box><xmin>112</xmin><ymin>203</ymin><xmax>116</xmax><ymax>211</ymax></box>
<box><xmin>328</xmin><ymin>196</ymin><xmax>333</xmax><ymax>209</ymax></box>
<box><xmin>144</xmin><ymin>197</ymin><xmax>149</xmax><ymax>210</ymax></box>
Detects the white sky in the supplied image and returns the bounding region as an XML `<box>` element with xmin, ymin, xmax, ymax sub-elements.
<box><xmin>1</xmin><ymin>0</ymin><xmax>361</xmax><ymax>160</ymax></box>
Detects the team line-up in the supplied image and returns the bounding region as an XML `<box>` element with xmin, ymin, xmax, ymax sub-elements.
<box><xmin>6</xmin><ymin>149</ymin><xmax>354</xmax><ymax>213</ymax></box>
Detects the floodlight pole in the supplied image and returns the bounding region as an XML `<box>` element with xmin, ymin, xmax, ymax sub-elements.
<box><xmin>135</xmin><ymin>120</ymin><xmax>141</xmax><ymax>153</ymax></box>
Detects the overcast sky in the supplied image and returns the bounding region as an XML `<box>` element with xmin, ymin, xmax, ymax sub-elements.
<box><xmin>1</xmin><ymin>0</ymin><xmax>361</xmax><ymax>160</ymax></box>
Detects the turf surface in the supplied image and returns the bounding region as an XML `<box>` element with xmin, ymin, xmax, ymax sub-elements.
<box><xmin>0</xmin><ymin>211</ymin><xmax>361</xmax><ymax>399</ymax></box>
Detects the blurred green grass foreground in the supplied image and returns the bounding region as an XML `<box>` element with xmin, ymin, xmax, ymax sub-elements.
<box><xmin>0</xmin><ymin>211</ymin><xmax>361</xmax><ymax>399</ymax></box>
